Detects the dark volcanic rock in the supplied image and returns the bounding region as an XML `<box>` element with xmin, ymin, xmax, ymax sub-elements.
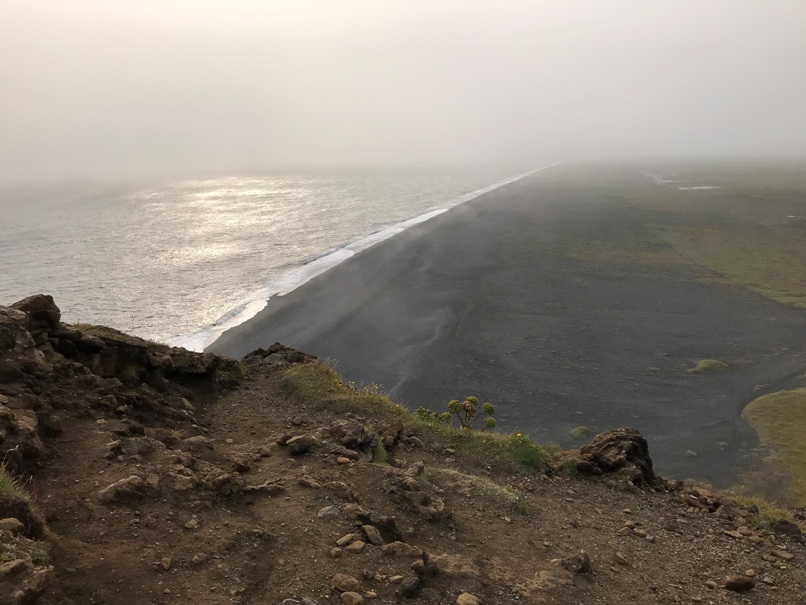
<box><xmin>575</xmin><ymin>428</ymin><xmax>656</xmax><ymax>485</ymax></box>
<box><xmin>11</xmin><ymin>294</ymin><xmax>61</xmax><ymax>336</ymax></box>
<box><xmin>243</xmin><ymin>342</ymin><xmax>316</xmax><ymax>366</ymax></box>
<box><xmin>325</xmin><ymin>419</ymin><xmax>372</xmax><ymax>450</ymax></box>
<box><xmin>400</xmin><ymin>575</ymin><xmax>421</xmax><ymax>598</ymax></box>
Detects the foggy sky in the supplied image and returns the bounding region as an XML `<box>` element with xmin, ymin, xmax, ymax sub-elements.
<box><xmin>1</xmin><ymin>1</ymin><xmax>805</xmax><ymax>181</ymax></box>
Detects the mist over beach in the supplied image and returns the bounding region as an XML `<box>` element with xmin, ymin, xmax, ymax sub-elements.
<box><xmin>1</xmin><ymin>1</ymin><xmax>805</xmax><ymax>183</ymax></box>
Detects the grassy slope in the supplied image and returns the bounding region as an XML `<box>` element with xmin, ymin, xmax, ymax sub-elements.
<box><xmin>654</xmin><ymin>226</ymin><xmax>806</xmax><ymax>308</ymax></box>
<box><xmin>742</xmin><ymin>389</ymin><xmax>806</xmax><ymax>506</ymax></box>
<box><xmin>280</xmin><ymin>361</ymin><xmax>557</xmax><ymax>474</ymax></box>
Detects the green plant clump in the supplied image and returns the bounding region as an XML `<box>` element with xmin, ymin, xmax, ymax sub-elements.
<box><xmin>0</xmin><ymin>541</ymin><xmax>19</xmax><ymax>563</ymax></box>
<box><xmin>569</xmin><ymin>426</ymin><xmax>593</xmax><ymax>440</ymax></box>
<box><xmin>0</xmin><ymin>464</ymin><xmax>30</xmax><ymax>502</ymax></box>
<box><xmin>30</xmin><ymin>541</ymin><xmax>50</xmax><ymax>566</ymax></box>
<box><xmin>687</xmin><ymin>359</ymin><xmax>728</xmax><ymax>373</ymax></box>
<box><xmin>416</xmin><ymin>396</ymin><xmax>496</xmax><ymax>430</ymax></box>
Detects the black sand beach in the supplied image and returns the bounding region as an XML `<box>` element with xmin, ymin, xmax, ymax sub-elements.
<box><xmin>209</xmin><ymin>163</ymin><xmax>806</xmax><ymax>485</ymax></box>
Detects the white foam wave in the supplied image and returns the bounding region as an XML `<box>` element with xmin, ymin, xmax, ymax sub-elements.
<box><xmin>169</xmin><ymin>162</ymin><xmax>561</xmax><ymax>352</ymax></box>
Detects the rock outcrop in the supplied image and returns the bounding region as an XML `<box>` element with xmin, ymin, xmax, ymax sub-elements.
<box><xmin>574</xmin><ymin>428</ymin><xmax>657</xmax><ymax>485</ymax></box>
<box><xmin>0</xmin><ymin>295</ymin><xmax>246</xmax><ymax>602</ymax></box>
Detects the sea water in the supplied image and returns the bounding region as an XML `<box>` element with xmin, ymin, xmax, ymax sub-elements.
<box><xmin>0</xmin><ymin>168</ymin><xmax>531</xmax><ymax>350</ymax></box>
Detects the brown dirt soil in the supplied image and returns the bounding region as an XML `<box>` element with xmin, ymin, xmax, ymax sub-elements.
<box><xmin>33</xmin><ymin>360</ymin><xmax>806</xmax><ymax>605</ymax></box>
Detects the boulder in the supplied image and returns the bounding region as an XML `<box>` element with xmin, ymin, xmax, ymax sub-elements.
<box><xmin>0</xmin><ymin>307</ymin><xmax>35</xmax><ymax>354</ymax></box>
<box><xmin>575</xmin><ymin>428</ymin><xmax>656</xmax><ymax>485</ymax></box>
<box><xmin>10</xmin><ymin>295</ymin><xmax>60</xmax><ymax>337</ymax></box>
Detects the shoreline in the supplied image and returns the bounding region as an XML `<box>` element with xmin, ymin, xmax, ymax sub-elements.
<box><xmin>171</xmin><ymin>164</ymin><xmax>560</xmax><ymax>352</ymax></box>
<box><xmin>208</xmin><ymin>162</ymin><xmax>806</xmax><ymax>484</ymax></box>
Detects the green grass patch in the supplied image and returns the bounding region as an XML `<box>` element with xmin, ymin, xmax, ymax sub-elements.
<box><xmin>569</xmin><ymin>426</ymin><xmax>593</xmax><ymax>440</ymax></box>
<box><xmin>0</xmin><ymin>541</ymin><xmax>19</xmax><ymax>563</ymax></box>
<box><xmin>280</xmin><ymin>362</ymin><xmax>556</xmax><ymax>473</ymax></box>
<box><xmin>729</xmin><ymin>494</ymin><xmax>803</xmax><ymax>530</ymax></box>
<box><xmin>742</xmin><ymin>388</ymin><xmax>806</xmax><ymax>507</ymax></box>
<box><xmin>76</xmin><ymin>324</ymin><xmax>159</xmax><ymax>346</ymax></box>
<box><xmin>687</xmin><ymin>359</ymin><xmax>728</xmax><ymax>374</ymax></box>
<box><xmin>29</xmin><ymin>541</ymin><xmax>50</xmax><ymax>566</ymax></box>
<box><xmin>0</xmin><ymin>464</ymin><xmax>30</xmax><ymax>503</ymax></box>
<box><xmin>425</xmin><ymin>467</ymin><xmax>528</xmax><ymax>514</ymax></box>
<box><xmin>652</xmin><ymin>226</ymin><xmax>806</xmax><ymax>308</ymax></box>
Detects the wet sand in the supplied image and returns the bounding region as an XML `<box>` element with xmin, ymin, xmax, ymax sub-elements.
<box><xmin>209</xmin><ymin>163</ymin><xmax>806</xmax><ymax>484</ymax></box>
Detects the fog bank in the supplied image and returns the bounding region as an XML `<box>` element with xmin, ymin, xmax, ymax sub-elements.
<box><xmin>1</xmin><ymin>1</ymin><xmax>805</xmax><ymax>181</ymax></box>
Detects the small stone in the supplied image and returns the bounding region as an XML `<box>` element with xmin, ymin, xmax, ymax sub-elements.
<box><xmin>456</xmin><ymin>593</ymin><xmax>482</xmax><ymax>605</ymax></box>
<box><xmin>362</xmin><ymin>591</ymin><xmax>377</xmax><ymax>599</ymax></box>
<box><xmin>340</xmin><ymin>592</ymin><xmax>363</xmax><ymax>605</ymax></box>
<box><xmin>744</xmin><ymin>569</ymin><xmax>756</xmax><ymax>577</ymax></box>
<box><xmin>723</xmin><ymin>575</ymin><xmax>755</xmax><ymax>592</ymax></box>
<box><xmin>389</xmin><ymin>575</ymin><xmax>404</xmax><ymax>583</ymax></box>
<box><xmin>184</xmin><ymin>518</ymin><xmax>198</xmax><ymax>529</ymax></box>
<box><xmin>330</xmin><ymin>547</ymin><xmax>343</xmax><ymax>558</ymax></box>
<box><xmin>622</xmin><ymin>508</ymin><xmax>632</xmax><ymax>514</ymax></box>
<box><xmin>615</xmin><ymin>552</ymin><xmax>628</xmax><ymax>566</ymax></box>
<box><xmin>774</xmin><ymin>550</ymin><xmax>794</xmax><ymax>561</ymax></box>
<box><xmin>561</xmin><ymin>550</ymin><xmax>591</xmax><ymax>574</ymax></box>
<box><xmin>336</xmin><ymin>456</ymin><xmax>351</xmax><ymax>465</ymax></box>
<box><xmin>761</xmin><ymin>575</ymin><xmax>775</xmax><ymax>586</ymax></box>
<box><xmin>160</xmin><ymin>557</ymin><xmax>172</xmax><ymax>570</ymax></box>
<box><xmin>345</xmin><ymin>540</ymin><xmax>366</xmax><ymax>554</ymax></box>
<box><xmin>632</xmin><ymin>528</ymin><xmax>647</xmax><ymax>538</ymax></box>
<box><xmin>400</xmin><ymin>576</ymin><xmax>421</xmax><ymax>598</ymax></box>
<box><xmin>287</xmin><ymin>435</ymin><xmax>317</xmax><ymax>455</ymax></box>
<box><xmin>317</xmin><ymin>505</ymin><xmax>341</xmax><ymax>519</ymax></box>
<box><xmin>722</xmin><ymin>530</ymin><xmax>743</xmax><ymax>540</ymax></box>
<box><xmin>362</xmin><ymin>525</ymin><xmax>384</xmax><ymax>545</ymax></box>
<box><xmin>163</xmin><ymin>588</ymin><xmax>171</xmax><ymax>594</ymax></box>
<box><xmin>330</xmin><ymin>573</ymin><xmax>361</xmax><ymax>592</ymax></box>
<box><xmin>337</xmin><ymin>533</ymin><xmax>361</xmax><ymax>547</ymax></box>
<box><xmin>704</xmin><ymin>580</ymin><xmax>718</xmax><ymax>590</ymax></box>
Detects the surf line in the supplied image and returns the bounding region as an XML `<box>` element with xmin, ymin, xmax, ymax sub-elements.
<box><xmin>171</xmin><ymin>161</ymin><xmax>564</xmax><ymax>352</ymax></box>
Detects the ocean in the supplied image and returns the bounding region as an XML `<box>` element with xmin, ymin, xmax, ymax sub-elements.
<box><xmin>0</xmin><ymin>168</ymin><xmax>531</xmax><ymax>350</ymax></box>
